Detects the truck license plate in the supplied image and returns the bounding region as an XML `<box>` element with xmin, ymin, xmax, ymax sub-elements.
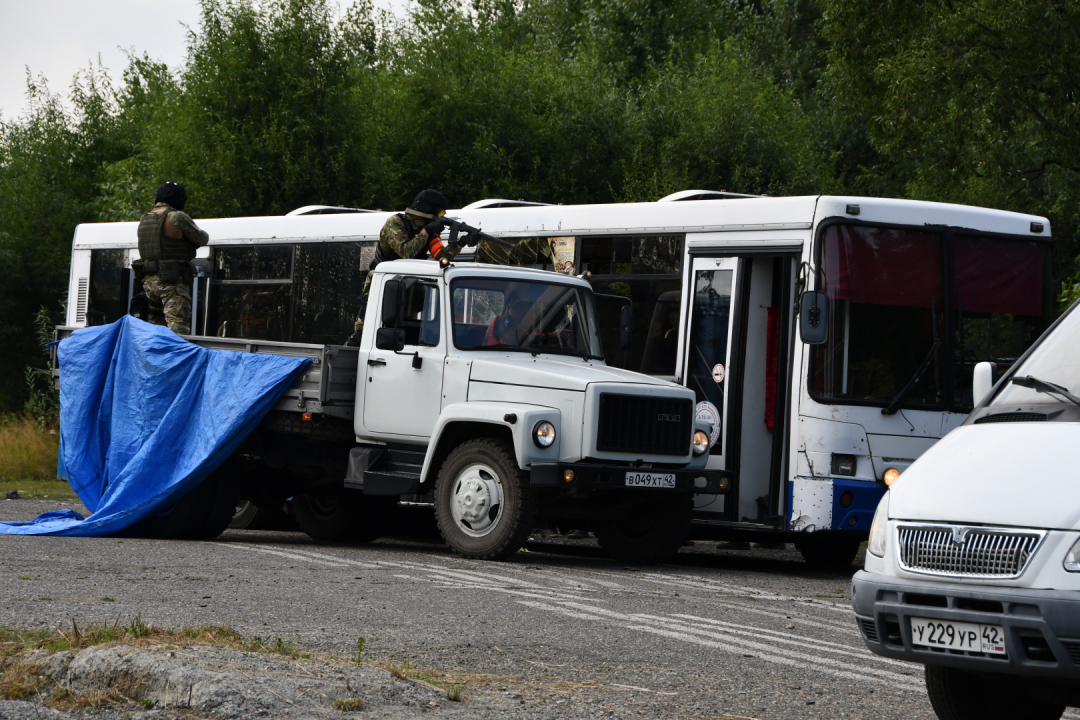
<box><xmin>910</xmin><ymin>617</ymin><xmax>1006</xmax><ymax>655</ymax></box>
<box><xmin>625</xmin><ymin>472</ymin><xmax>676</xmax><ymax>489</ymax></box>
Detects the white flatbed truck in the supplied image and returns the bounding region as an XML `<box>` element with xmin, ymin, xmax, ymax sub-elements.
<box><xmin>58</xmin><ymin>259</ymin><xmax>723</xmax><ymax>563</ymax></box>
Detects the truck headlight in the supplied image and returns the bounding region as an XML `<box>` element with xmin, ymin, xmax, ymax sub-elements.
<box><xmin>867</xmin><ymin>492</ymin><xmax>890</xmax><ymax>558</ymax></box>
<box><xmin>692</xmin><ymin>430</ymin><xmax>709</xmax><ymax>455</ymax></box>
<box><xmin>1064</xmin><ymin>537</ymin><xmax>1080</xmax><ymax>573</ymax></box>
<box><xmin>533</xmin><ymin>421</ymin><xmax>556</xmax><ymax>448</ymax></box>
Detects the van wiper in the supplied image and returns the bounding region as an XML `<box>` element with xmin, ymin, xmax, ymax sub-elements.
<box><xmin>882</xmin><ymin>341</ymin><xmax>941</xmax><ymax>416</ymax></box>
<box><xmin>1009</xmin><ymin>375</ymin><xmax>1080</xmax><ymax>409</ymax></box>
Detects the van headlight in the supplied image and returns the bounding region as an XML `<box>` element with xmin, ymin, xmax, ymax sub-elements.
<box><xmin>692</xmin><ymin>430</ymin><xmax>709</xmax><ymax>455</ymax></box>
<box><xmin>867</xmin><ymin>492</ymin><xmax>890</xmax><ymax>558</ymax></box>
<box><xmin>1064</xmin><ymin>537</ymin><xmax>1080</xmax><ymax>572</ymax></box>
<box><xmin>533</xmin><ymin>421</ymin><xmax>556</xmax><ymax>448</ymax></box>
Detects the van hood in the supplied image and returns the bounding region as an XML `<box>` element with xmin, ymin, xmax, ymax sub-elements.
<box><xmin>468</xmin><ymin>354</ymin><xmax>675</xmax><ymax>392</ymax></box>
<box><xmin>889</xmin><ymin>423</ymin><xmax>1080</xmax><ymax>531</ymax></box>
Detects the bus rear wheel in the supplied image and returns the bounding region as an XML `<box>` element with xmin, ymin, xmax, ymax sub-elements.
<box><xmin>794</xmin><ymin>533</ymin><xmax>862</xmax><ymax>571</ymax></box>
<box><xmin>593</xmin><ymin>494</ymin><xmax>692</xmax><ymax>565</ymax></box>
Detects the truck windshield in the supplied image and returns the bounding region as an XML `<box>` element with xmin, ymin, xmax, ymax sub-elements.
<box><xmin>991</xmin><ymin>305</ymin><xmax>1080</xmax><ymax>409</ymax></box>
<box><xmin>451</xmin><ymin>277</ymin><xmax>604</xmax><ymax>359</ymax></box>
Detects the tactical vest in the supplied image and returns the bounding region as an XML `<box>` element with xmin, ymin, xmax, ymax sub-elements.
<box><xmin>137</xmin><ymin>206</ymin><xmax>196</xmax><ymax>264</ymax></box>
<box><xmin>368</xmin><ymin>213</ymin><xmax>422</xmax><ymax>271</ymax></box>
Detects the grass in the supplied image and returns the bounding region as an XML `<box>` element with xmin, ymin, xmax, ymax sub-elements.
<box><xmin>333</xmin><ymin>697</ymin><xmax>364</xmax><ymax>711</ymax></box>
<box><xmin>0</xmin><ymin>416</ymin><xmax>71</xmax><ymax>500</ymax></box>
<box><xmin>381</xmin><ymin>660</ymin><xmax>467</xmax><ymax>701</ymax></box>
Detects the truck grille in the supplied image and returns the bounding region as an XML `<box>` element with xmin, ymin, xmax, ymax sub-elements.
<box><xmin>897</xmin><ymin>525</ymin><xmax>1043</xmax><ymax>579</ymax></box>
<box><xmin>596</xmin><ymin>393</ymin><xmax>692</xmax><ymax>456</ymax></box>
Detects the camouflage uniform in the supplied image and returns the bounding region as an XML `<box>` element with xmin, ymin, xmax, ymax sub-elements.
<box><xmin>138</xmin><ymin>202</ymin><xmax>209</xmax><ymax>335</ymax></box>
<box><xmin>353</xmin><ymin>213</ymin><xmax>462</xmax><ymax>332</ymax></box>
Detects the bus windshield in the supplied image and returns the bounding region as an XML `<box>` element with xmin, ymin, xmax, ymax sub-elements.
<box><xmin>451</xmin><ymin>277</ymin><xmax>604</xmax><ymax>360</ymax></box>
<box><xmin>810</xmin><ymin>224</ymin><xmax>1047</xmax><ymax>412</ymax></box>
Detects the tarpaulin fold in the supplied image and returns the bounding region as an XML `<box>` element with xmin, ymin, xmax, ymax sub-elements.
<box><xmin>0</xmin><ymin>316</ymin><xmax>309</xmax><ymax>536</ymax></box>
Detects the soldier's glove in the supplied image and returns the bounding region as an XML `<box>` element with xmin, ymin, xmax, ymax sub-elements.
<box><xmin>423</xmin><ymin>219</ymin><xmax>445</xmax><ymax>239</ymax></box>
<box><xmin>459</xmin><ymin>231</ymin><xmax>480</xmax><ymax>247</ymax></box>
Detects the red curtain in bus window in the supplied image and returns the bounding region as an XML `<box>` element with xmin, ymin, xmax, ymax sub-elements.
<box><xmin>954</xmin><ymin>235</ymin><xmax>1044</xmax><ymax>317</ymax></box>
<box><xmin>821</xmin><ymin>225</ymin><xmax>943</xmax><ymax>308</ymax></box>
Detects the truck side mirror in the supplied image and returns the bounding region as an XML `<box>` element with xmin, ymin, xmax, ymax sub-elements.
<box><xmin>381</xmin><ymin>279</ymin><xmax>403</xmax><ymax>327</ymax></box>
<box><xmin>619</xmin><ymin>304</ymin><xmax>632</xmax><ymax>351</ymax></box>
<box><xmin>972</xmin><ymin>361</ymin><xmax>998</xmax><ymax>406</ymax></box>
<box><xmin>375</xmin><ymin>327</ymin><xmax>405</xmax><ymax>352</ymax></box>
<box><xmin>799</xmin><ymin>291</ymin><xmax>828</xmax><ymax>345</ymax></box>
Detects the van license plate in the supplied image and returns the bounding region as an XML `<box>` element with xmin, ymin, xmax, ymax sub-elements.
<box><xmin>910</xmin><ymin>617</ymin><xmax>1006</xmax><ymax>655</ymax></box>
<box><xmin>625</xmin><ymin>472</ymin><xmax>676</xmax><ymax>489</ymax></box>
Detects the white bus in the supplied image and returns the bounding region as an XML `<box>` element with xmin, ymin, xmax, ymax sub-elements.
<box><xmin>65</xmin><ymin>192</ymin><xmax>1052</xmax><ymax>566</ymax></box>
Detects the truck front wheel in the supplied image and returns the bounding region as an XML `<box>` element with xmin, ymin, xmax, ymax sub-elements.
<box><xmin>925</xmin><ymin>665</ymin><xmax>1064</xmax><ymax>720</ymax></box>
<box><xmin>593</xmin><ymin>494</ymin><xmax>692</xmax><ymax>565</ymax></box>
<box><xmin>435</xmin><ymin>438</ymin><xmax>534</xmax><ymax>561</ymax></box>
<box><xmin>294</xmin><ymin>485</ymin><xmax>396</xmax><ymax>543</ymax></box>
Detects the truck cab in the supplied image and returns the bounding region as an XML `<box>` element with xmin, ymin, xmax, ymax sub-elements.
<box><xmin>344</xmin><ymin>259</ymin><xmax>723</xmax><ymax>561</ymax></box>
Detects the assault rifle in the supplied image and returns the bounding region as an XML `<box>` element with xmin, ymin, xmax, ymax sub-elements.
<box><xmin>440</xmin><ymin>217</ymin><xmax>517</xmax><ymax>250</ymax></box>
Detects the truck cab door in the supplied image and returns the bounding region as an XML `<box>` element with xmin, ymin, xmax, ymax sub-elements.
<box><xmin>364</xmin><ymin>278</ymin><xmax>446</xmax><ymax>438</ymax></box>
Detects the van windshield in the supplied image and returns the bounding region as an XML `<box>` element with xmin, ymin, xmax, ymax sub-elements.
<box><xmin>991</xmin><ymin>306</ymin><xmax>1080</xmax><ymax>409</ymax></box>
<box><xmin>450</xmin><ymin>277</ymin><xmax>604</xmax><ymax>360</ymax></box>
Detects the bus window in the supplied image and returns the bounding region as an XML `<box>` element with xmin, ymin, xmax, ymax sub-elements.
<box><xmin>582</xmin><ymin>234</ymin><xmax>684</xmax><ymax>375</ymax></box>
<box><xmin>292</xmin><ymin>242</ymin><xmax>372</xmax><ymax>345</ymax></box>
<box><xmin>88</xmin><ymin>249</ymin><xmax>126</xmax><ymax>326</ymax></box>
<box><xmin>209</xmin><ymin>242</ymin><xmax>374</xmax><ymax>343</ymax></box>
<box><xmin>953</xmin><ymin>235</ymin><xmax>1046</xmax><ymax>409</ymax></box>
<box><xmin>211</xmin><ymin>246</ymin><xmax>294</xmax><ymax>340</ymax></box>
<box><xmin>812</xmin><ymin>226</ymin><xmax>945</xmax><ymax>408</ymax></box>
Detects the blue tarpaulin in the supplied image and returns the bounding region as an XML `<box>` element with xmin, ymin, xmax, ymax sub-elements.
<box><xmin>0</xmin><ymin>316</ymin><xmax>310</xmax><ymax>536</ymax></box>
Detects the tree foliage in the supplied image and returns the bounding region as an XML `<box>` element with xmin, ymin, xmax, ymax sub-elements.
<box><xmin>1</xmin><ymin>0</ymin><xmax>1079</xmax><ymax>410</ymax></box>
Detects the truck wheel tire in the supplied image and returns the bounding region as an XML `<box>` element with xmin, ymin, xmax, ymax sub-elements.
<box><xmin>294</xmin><ymin>486</ymin><xmax>395</xmax><ymax>543</ymax></box>
<box><xmin>139</xmin><ymin>470</ymin><xmax>239</xmax><ymax>541</ymax></box>
<box><xmin>794</xmin><ymin>534</ymin><xmax>862</xmax><ymax>571</ymax></box>
<box><xmin>593</xmin><ymin>494</ymin><xmax>692</xmax><ymax>564</ymax></box>
<box><xmin>925</xmin><ymin>665</ymin><xmax>1064</xmax><ymax>720</ymax></box>
<box><xmin>435</xmin><ymin>438</ymin><xmax>534</xmax><ymax>561</ymax></box>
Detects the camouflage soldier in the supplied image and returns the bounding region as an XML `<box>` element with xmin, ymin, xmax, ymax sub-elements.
<box><xmin>136</xmin><ymin>182</ymin><xmax>209</xmax><ymax>334</ymax></box>
<box><xmin>346</xmin><ymin>189</ymin><xmax>460</xmax><ymax>345</ymax></box>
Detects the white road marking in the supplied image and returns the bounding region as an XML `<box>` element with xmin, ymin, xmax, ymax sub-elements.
<box><xmin>229</xmin><ymin>544</ymin><xmax>351</xmax><ymax>568</ymax></box>
<box><xmin>517</xmin><ymin>600</ymin><xmax>922</xmax><ymax>692</ymax></box>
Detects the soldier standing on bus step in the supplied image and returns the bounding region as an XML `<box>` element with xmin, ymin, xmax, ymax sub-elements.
<box><xmin>136</xmin><ymin>182</ymin><xmax>209</xmax><ymax>334</ymax></box>
<box><xmin>345</xmin><ymin>189</ymin><xmax>460</xmax><ymax>346</ymax></box>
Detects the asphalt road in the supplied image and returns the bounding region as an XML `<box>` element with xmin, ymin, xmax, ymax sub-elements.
<box><xmin>1</xmin><ymin>499</ymin><xmax>940</xmax><ymax>719</ymax></box>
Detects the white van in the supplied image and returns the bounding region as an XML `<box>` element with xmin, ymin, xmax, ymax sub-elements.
<box><xmin>852</xmin><ymin>300</ymin><xmax>1080</xmax><ymax>719</ymax></box>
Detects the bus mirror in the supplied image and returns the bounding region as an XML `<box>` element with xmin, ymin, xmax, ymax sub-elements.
<box><xmin>375</xmin><ymin>327</ymin><xmax>406</xmax><ymax>352</ymax></box>
<box><xmin>619</xmin><ymin>304</ymin><xmax>632</xmax><ymax>351</ymax></box>
<box><xmin>381</xmin><ymin>279</ymin><xmax>403</xmax><ymax>327</ymax></box>
<box><xmin>973</xmin><ymin>361</ymin><xmax>998</xmax><ymax>406</ymax></box>
<box><xmin>800</xmin><ymin>291</ymin><xmax>828</xmax><ymax>345</ymax></box>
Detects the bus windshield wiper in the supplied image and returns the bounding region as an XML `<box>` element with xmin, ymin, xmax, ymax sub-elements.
<box><xmin>882</xmin><ymin>341</ymin><xmax>941</xmax><ymax>416</ymax></box>
<box><xmin>1009</xmin><ymin>375</ymin><xmax>1080</xmax><ymax>409</ymax></box>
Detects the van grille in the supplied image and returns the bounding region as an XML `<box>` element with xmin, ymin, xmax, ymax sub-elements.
<box><xmin>596</xmin><ymin>393</ymin><xmax>692</xmax><ymax>456</ymax></box>
<box><xmin>860</xmin><ymin>619</ymin><xmax>880</xmax><ymax>643</ymax></box>
<box><xmin>897</xmin><ymin>526</ymin><xmax>1043</xmax><ymax>579</ymax></box>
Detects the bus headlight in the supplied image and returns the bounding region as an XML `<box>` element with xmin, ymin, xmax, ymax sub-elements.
<box><xmin>692</xmin><ymin>431</ymin><xmax>709</xmax><ymax>455</ymax></box>
<box><xmin>533</xmin><ymin>421</ymin><xmax>556</xmax><ymax>448</ymax></box>
<box><xmin>867</xmin><ymin>492</ymin><xmax>890</xmax><ymax>558</ymax></box>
